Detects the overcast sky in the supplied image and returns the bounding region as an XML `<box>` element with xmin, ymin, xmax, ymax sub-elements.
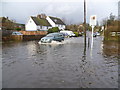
<box><xmin>1</xmin><ymin>0</ymin><xmax>119</xmax><ymax>25</ymax></box>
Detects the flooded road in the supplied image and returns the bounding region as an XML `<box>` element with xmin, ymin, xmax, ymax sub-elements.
<box><xmin>2</xmin><ymin>37</ymin><xmax>119</xmax><ymax>88</ymax></box>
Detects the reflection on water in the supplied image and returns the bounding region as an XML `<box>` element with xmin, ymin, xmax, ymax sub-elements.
<box><xmin>2</xmin><ymin>37</ymin><xmax>119</xmax><ymax>88</ymax></box>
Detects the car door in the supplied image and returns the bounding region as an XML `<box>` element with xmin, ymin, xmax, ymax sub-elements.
<box><xmin>53</xmin><ymin>34</ymin><xmax>60</xmax><ymax>41</ymax></box>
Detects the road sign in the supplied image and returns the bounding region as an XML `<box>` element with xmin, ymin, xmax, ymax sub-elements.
<box><xmin>90</xmin><ymin>15</ymin><xmax>97</xmax><ymax>26</ymax></box>
<box><xmin>89</xmin><ymin>15</ymin><xmax>97</xmax><ymax>53</ymax></box>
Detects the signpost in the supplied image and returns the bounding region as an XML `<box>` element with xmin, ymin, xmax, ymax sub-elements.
<box><xmin>90</xmin><ymin>15</ymin><xmax>97</xmax><ymax>56</ymax></box>
<box><xmin>90</xmin><ymin>15</ymin><xmax>97</xmax><ymax>26</ymax></box>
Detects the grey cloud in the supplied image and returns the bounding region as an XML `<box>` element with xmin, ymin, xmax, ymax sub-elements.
<box><xmin>2</xmin><ymin>1</ymin><xmax>119</xmax><ymax>25</ymax></box>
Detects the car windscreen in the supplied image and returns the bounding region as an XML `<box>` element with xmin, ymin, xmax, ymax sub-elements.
<box><xmin>46</xmin><ymin>35</ymin><xmax>54</xmax><ymax>37</ymax></box>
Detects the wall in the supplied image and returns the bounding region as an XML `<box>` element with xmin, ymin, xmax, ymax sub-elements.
<box><xmin>2</xmin><ymin>35</ymin><xmax>45</xmax><ymax>41</ymax></box>
<box><xmin>23</xmin><ymin>35</ymin><xmax>45</xmax><ymax>41</ymax></box>
<box><xmin>37</xmin><ymin>26</ymin><xmax>52</xmax><ymax>31</ymax></box>
<box><xmin>19</xmin><ymin>31</ymin><xmax>47</xmax><ymax>35</ymax></box>
<box><xmin>2</xmin><ymin>30</ymin><xmax>47</xmax><ymax>41</ymax></box>
<box><xmin>2</xmin><ymin>30</ymin><xmax>14</xmax><ymax>36</ymax></box>
<box><xmin>2</xmin><ymin>35</ymin><xmax>23</xmax><ymax>41</ymax></box>
<box><xmin>56</xmin><ymin>24</ymin><xmax>65</xmax><ymax>30</ymax></box>
<box><xmin>25</xmin><ymin>17</ymin><xmax>37</xmax><ymax>31</ymax></box>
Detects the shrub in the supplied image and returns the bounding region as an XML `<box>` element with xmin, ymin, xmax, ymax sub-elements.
<box><xmin>48</xmin><ymin>27</ymin><xmax>59</xmax><ymax>33</ymax></box>
<box><xmin>16</xmin><ymin>28</ymin><xmax>21</xmax><ymax>31</ymax></box>
<box><xmin>74</xmin><ymin>32</ymin><xmax>79</xmax><ymax>37</ymax></box>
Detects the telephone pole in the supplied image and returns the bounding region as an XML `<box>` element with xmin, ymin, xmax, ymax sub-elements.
<box><xmin>84</xmin><ymin>0</ymin><xmax>87</xmax><ymax>48</ymax></box>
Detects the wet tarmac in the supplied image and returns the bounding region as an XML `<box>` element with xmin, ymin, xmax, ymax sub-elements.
<box><xmin>2</xmin><ymin>37</ymin><xmax>119</xmax><ymax>88</ymax></box>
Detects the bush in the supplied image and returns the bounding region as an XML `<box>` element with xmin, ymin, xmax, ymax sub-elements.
<box><xmin>16</xmin><ymin>28</ymin><xmax>21</xmax><ymax>31</ymax></box>
<box><xmin>48</xmin><ymin>27</ymin><xmax>59</xmax><ymax>33</ymax></box>
<box><xmin>74</xmin><ymin>32</ymin><xmax>79</xmax><ymax>37</ymax></box>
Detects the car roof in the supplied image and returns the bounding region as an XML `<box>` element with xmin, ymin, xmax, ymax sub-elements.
<box><xmin>13</xmin><ymin>31</ymin><xmax>21</xmax><ymax>33</ymax></box>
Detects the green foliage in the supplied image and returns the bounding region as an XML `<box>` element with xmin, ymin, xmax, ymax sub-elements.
<box><xmin>104</xmin><ymin>20</ymin><xmax>120</xmax><ymax>41</ymax></box>
<box><xmin>74</xmin><ymin>32</ymin><xmax>79</xmax><ymax>37</ymax></box>
<box><xmin>66</xmin><ymin>24</ymin><xmax>78</xmax><ymax>32</ymax></box>
<box><xmin>15</xmin><ymin>28</ymin><xmax>21</xmax><ymax>31</ymax></box>
<box><xmin>87</xmin><ymin>25</ymin><xmax>92</xmax><ymax>31</ymax></box>
<box><xmin>48</xmin><ymin>27</ymin><xmax>59</xmax><ymax>33</ymax></box>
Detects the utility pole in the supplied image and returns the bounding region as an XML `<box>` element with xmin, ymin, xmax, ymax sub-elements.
<box><xmin>84</xmin><ymin>0</ymin><xmax>87</xmax><ymax>48</ymax></box>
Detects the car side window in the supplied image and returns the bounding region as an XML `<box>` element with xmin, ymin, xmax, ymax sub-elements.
<box><xmin>59</xmin><ymin>34</ymin><xmax>63</xmax><ymax>37</ymax></box>
<box><xmin>57</xmin><ymin>35</ymin><xmax>61</xmax><ymax>37</ymax></box>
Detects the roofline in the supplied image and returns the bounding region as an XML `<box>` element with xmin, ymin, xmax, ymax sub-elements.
<box><xmin>48</xmin><ymin>16</ymin><xmax>66</xmax><ymax>25</ymax></box>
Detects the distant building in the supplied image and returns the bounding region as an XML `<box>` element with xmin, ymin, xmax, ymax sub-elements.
<box><xmin>0</xmin><ymin>17</ymin><xmax>25</xmax><ymax>30</ymax></box>
<box><xmin>0</xmin><ymin>17</ymin><xmax>14</xmax><ymax>30</ymax></box>
<box><xmin>25</xmin><ymin>14</ymin><xmax>52</xmax><ymax>31</ymax></box>
<box><xmin>118</xmin><ymin>1</ymin><xmax>120</xmax><ymax>20</ymax></box>
<box><xmin>25</xmin><ymin>14</ymin><xmax>66</xmax><ymax>31</ymax></box>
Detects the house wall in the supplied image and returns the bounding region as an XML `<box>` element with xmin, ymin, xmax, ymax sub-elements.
<box><xmin>26</xmin><ymin>16</ymin><xmax>65</xmax><ymax>31</ymax></box>
<box><xmin>55</xmin><ymin>24</ymin><xmax>65</xmax><ymax>30</ymax></box>
<box><xmin>25</xmin><ymin>17</ymin><xmax>37</xmax><ymax>31</ymax></box>
<box><xmin>37</xmin><ymin>26</ymin><xmax>52</xmax><ymax>31</ymax></box>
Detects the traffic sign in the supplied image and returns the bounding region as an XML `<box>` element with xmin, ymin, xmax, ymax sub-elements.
<box><xmin>90</xmin><ymin>15</ymin><xmax>97</xmax><ymax>26</ymax></box>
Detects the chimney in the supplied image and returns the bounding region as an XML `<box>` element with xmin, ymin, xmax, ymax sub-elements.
<box><xmin>37</xmin><ymin>14</ymin><xmax>46</xmax><ymax>19</ymax></box>
<box><xmin>4</xmin><ymin>16</ymin><xmax>8</xmax><ymax>19</ymax></box>
<box><xmin>37</xmin><ymin>15</ymin><xmax>41</xmax><ymax>19</ymax></box>
<box><xmin>41</xmin><ymin>14</ymin><xmax>46</xmax><ymax>19</ymax></box>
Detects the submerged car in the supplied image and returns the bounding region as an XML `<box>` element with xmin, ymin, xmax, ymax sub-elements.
<box><xmin>96</xmin><ymin>32</ymin><xmax>100</xmax><ymax>36</ymax></box>
<box><xmin>40</xmin><ymin>33</ymin><xmax>64</xmax><ymax>43</ymax></box>
<box><xmin>60</xmin><ymin>30</ymin><xmax>75</xmax><ymax>37</ymax></box>
<box><xmin>93</xmin><ymin>33</ymin><xmax>97</xmax><ymax>37</ymax></box>
<box><xmin>12</xmin><ymin>31</ymin><xmax>23</xmax><ymax>35</ymax></box>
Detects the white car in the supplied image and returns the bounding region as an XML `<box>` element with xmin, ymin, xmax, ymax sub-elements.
<box><xmin>60</xmin><ymin>30</ymin><xmax>75</xmax><ymax>37</ymax></box>
<box><xmin>12</xmin><ymin>32</ymin><xmax>23</xmax><ymax>35</ymax></box>
<box><xmin>96</xmin><ymin>32</ymin><xmax>100</xmax><ymax>36</ymax></box>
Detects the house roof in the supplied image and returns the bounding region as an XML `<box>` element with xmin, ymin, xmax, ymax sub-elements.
<box><xmin>49</xmin><ymin>16</ymin><xmax>65</xmax><ymax>25</ymax></box>
<box><xmin>31</xmin><ymin>16</ymin><xmax>51</xmax><ymax>26</ymax></box>
<box><xmin>0</xmin><ymin>17</ymin><xmax>12</xmax><ymax>23</ymax></box>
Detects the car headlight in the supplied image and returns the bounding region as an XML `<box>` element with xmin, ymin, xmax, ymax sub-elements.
<box><xmin>41</xmin><ymin>39</ymin><xmax>44</xmax><ymax>41</ymax></box>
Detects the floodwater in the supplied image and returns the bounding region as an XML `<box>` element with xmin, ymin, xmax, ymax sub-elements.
<box><xmin>2</xmin><ymin>37</ymin><xmax>119</xmax><ymax>88</ymax></box>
